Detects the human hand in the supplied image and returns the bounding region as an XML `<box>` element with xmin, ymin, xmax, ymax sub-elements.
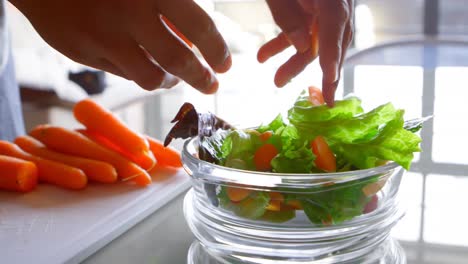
<box><xmin>258</xmin><ymin>0</ymin><xmax>354</xmax><ymax>106</ymax></box>
<box><xmin>10</xmin><ymin>0</ymin><xmax>232</xmax><ymax>93</ymax></box>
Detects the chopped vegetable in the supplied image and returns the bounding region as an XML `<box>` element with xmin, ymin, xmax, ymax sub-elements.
<box><xmin>227</xmin><ymin>185</ymin><xmax>252</xmax><ymax>202</ymax></box>
<box><xmin>253</xmin><ymin>144</ymin><xmax>278</xmax><ymax>171</ymax></box>
<box><xmin>308</xmin><ymin>86</ymin><xmax>324</xmax><ymax>106</ymax></box>
<box><xmin>165</xmin><ymin>89</ymin><xmax>426</xmax><ymax>225</ymax></box>
<box><xmin>311</xmin><ymin>136</ymin><xmax>336</xmax><ymax>172</ymax></box>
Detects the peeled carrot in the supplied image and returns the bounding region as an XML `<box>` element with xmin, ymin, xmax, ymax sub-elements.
<box><xmin>15</xmin><ymin>135</ymin><xmax>118</xmax><ymax>184</ymax></box>
<box><xmin>266</xmin><ymin>192</ymin><xmax>284</xmax><ymax>211</ymax></box>
<box><xmin>73</xmin><ymin>99</ymin><xmax>154</xmax><ymax>169</ymax></box>
<box><xmin>0</xmin><ymin>155</ymin><xmax>38</xmax><ymax>192</ymax></box>
<box><xmin>253</xmin><ymin>144</ymin><xmax>278</xmax><ymax>171</ymax></box>
<box><xmin>227</xmin><ymin>186</ymin><xmax>252</xmax><ymax>202</ymax></box>
<box><xmin>0</xmin><ymin>141</ymin><xmax>87</xmax><ymax>190</ymax></box>
<box><xmin>146</xmin><ymin>136</ymin><xmax>182</xmax><ymax>168</ymax></box>
<box><xmin>259</xmin><ymin>131</ymin><xmax>273</xmax><ymax>142</ymax></box>
<box><xmin>78</xmin><ymin>129</ymin><xmax>156</xmax><ymax>171</ymax></box>
<box><xmin>29</xmin><ymin>125</ymin><xmax>151</xmax><ymax>186</ymax></box>
<box><xmin>311</xmin><ymin>136</ymin><xmax>336</xmax><ymax>172</ymax></box>
<box><xmin>308</xmin><ymin>86</ymin><xmax>325</xmax><ymax>106</ymax></box>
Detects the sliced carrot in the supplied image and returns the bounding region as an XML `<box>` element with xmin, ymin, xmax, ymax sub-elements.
<box><xmin>266</xmin><ymin>192</ymin><xmax>284</xmax><ymax>211</ymax></box>
<box><xmin>146</xmin><ymin>136</ymin><xmax>182</xmax><ymax>168</ymax></box>
<box><xmin>73</xmin><ymin>99</ymin><xmax>154</xmax><ymax>169</ymax></box>
<box><xmin>308</xmin><ymin>86</ymin><xmax>325</xmax><ymax>106</ymax></box>
<box><xmin>226</xmin><ymin>186</ymin><xmax>252</xmax><ymax>202</ymax></box>
<box><xmin>253</xmin><ymin>144</ymin><xmax>278</xmax><ymax>171</ymax></box>
<box><xmin>259</xmin><ymin>131</ymin><xmax>273</xmax><ymax>142</ymax></box>
<box><xmin>15</xmin><ymin>135</ymin><xmax>118</xmax><ymax>184</ymax></box>
<box><xmin>0</xmin><ymin>155</ymin><xmax>38</xmax><ymax>192</ymax></box>
<box><xmin>29</xmin><ymin>125</ymin><xmax>151</xmax><ymax>186</ymax></box>
<box><xmin>78</xmin><ymin>129</ymin><xmax>156</xmax><ymax>171</ymax></box>
<box><xmin>285</xmin><ymin>199</ymin><xmax>303</xmax><ymax>210</ymax></box>
<box><xmin>311</xmin><ymin>136</ymin><xmax>336</xmax><ymax>172</ymax></box>
<box><xmin>0</xmin><ymin>141</ymin><xmax>87</xmax><ymax>190</ymax></box>
<box><xmin>161</xmin><ymin>15</ymin><xmax>193</xmax><ymax>48</ymax></box>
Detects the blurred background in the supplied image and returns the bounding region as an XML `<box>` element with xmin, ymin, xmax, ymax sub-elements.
<box><xmin>6</xmin><ymin>0</ymin><xmax>468</xmax><ymax>263</ymax></box>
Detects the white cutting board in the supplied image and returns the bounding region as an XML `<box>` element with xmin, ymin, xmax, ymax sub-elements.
<box><xmin>0</xmin><ymin>166</ymin><xmax>191</xmax><ymax>264</ymax></box>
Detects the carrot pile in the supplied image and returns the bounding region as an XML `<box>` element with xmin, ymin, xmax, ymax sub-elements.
<box><xmin>0</xmin><ymin>98</ymin><xmax>182</xmax><ymax>192</ymax></box>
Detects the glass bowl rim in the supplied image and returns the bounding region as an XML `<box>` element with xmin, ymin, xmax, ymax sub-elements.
<box><xmin>182</xmin><ymin>137</ymin><xmax>401</xmax><ymax>187</ymax></box>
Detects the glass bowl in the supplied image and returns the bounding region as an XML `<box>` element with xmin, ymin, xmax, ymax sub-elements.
<box><xmin>182</xmin><ymin>137</ymin><xmax>406</xmax><ymax>262</ymax></box>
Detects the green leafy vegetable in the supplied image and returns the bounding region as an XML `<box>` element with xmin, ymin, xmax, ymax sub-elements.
<box><xmin>218</xmin><ymin>187</ymin><xmax>270</xmax><ymax>220</ymax></box>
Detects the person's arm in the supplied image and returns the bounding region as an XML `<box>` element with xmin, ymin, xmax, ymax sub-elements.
<box><xmin>259</xmin><ymin>0</ymin><xmax>354</xmax><ymax>106</ymax></box>
<box><xmin>9</xmin><ymin>0</ymin><xmax>232</xmax><ymax>93</ymax></box>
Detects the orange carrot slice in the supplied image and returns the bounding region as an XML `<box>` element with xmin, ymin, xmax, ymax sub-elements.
<box><xmin>259</xmin><ymin>131</ymin><xmax>273</xmax><ymax>142</ymax></box>
<box><xmin>227</xmin><ymin>186</ymin><xmax>252</xmax><ymax>202</ymax></box>
<box><xmin>308</xmin><ymin>86</ymin><xmax>325</xmax><ymax>106</ymax></box>
<box><xmin>311</xmin><ymin>136</ymin><xmax>336</xmax><ymax>172</ymax></box>
<box><xmin>253</xmin><ymin>144</ymin><xmax>278</xmax><ymax>171</ymax></box>
<box><xmin>266</xmin><ymin>192</ymin><xmax>284</xmax><ymax>211</ymax></box>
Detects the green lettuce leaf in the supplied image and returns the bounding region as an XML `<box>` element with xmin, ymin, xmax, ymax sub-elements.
<box><xmin>270</xmin><ymin>124</ymin><xmax>315</xmax><ymax>173</ymax></box>
<box><xmin>258</xmin><ymin>114</ymin><xmax>286</xmax><ymax>133</ymax></box>
<box><xmin>289</xmin><ymin>94</ymin><xmax>363</xmax><ymax>123</ymax></box>
<box><xmin>333</xmin><ymin>110</ymin><xmax>421</xmax><ymax>169</ymax></box>
<box><xmin>218</xmin><ymin>187</ymin><xmax>270</xmax><ymax>220</ymax></box>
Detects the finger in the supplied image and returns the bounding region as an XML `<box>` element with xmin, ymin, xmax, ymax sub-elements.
<box><xmin>101</xmin><ymin>35</ymin><xmax>179</xmax><ymax>91</ymax></box>
<box><xmin>266</xmin><ymin>0</ymin><xmax>310</xmax><ymax>53</ymax></box>
<box><xmin>155</xmin><ymin>0</ymin><xmax>231</xmax><ymax>73</ymax></box>
<box><xmin>318</xmin><ymin>0</ymin><xmax>350</xmax><ymax>106</ymax></box>
<box><xmin>132</xmin><ymin>14</ymin><xmax>218</xmax><ymax>94</ymax></box>
<box><xmin>274</xmin><ymin>50</ymin><xmax>318</xmax><ymax>87</ymax></box>
<box><xmin>257</xmin><ymin>33</ymin><xmax>291</xmax><ymax>63</ymax></box>
<box><xmin>79</xmin><ymin>57</ymin><xmax>128</xmax><ymax>79</ymax></box>
<box><xmin>337</xmin><ymin>0</ymin><xmax>354</xmax><ymax>71</ymax></box>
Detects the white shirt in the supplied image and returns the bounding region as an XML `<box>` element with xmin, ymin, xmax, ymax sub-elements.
<box><xmin>0</xmin><ymin>0</ymin><xmax>25</xmax><ymax>141</ymax></box>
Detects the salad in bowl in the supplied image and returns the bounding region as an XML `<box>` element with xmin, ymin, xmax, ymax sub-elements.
<box><xmin>166</xmin><ymin>87</ymin><xmax>426</xmax><ymax>226</ymax></box>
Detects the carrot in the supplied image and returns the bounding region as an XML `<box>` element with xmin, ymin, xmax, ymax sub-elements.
<box><xmin>227</xmin><ymin>186</ymin><xmax>252</xmax><ymax>202</ymax></box>
<box><xmin>15</xmin><ymin>135</ymin><xmax>118</xmax><ymax>184</ymax></box>
<box><xmin>308</xmin><ymin>86</ymin><xmax>325</xmax><ymax>106</ymax></box>
<box><xmin>0</xmin><ymin>141</ymin><xmax>87</xmax><ymax>190</ymax></box>
<box><xmin>266</xmin><ymin>192</ymin><xmax>284</xmax><ymax>211</ymax></box>
<box><xmin>29</xmin><ymin>125</ymin><xmax>151</xmax><ymax>186</ymax></box>
<box><xmin>0</xmin><ymin>155</ymin><xmax>38</xmax><ymax>192</ymax></box>
<box><xmin>311</xmin><ymin>136</ymin><xmax>336</xmax><ymax>172</ymax></box>
<box><xmin>146</xmin><ymin>136</ymin><xmax>182</xmax><ymax>168</ymax></box>
<box><xmin>161</xmin><ymin>15</ymin><xmax>193</xmax><ymax>48</ymax></box>
<box><xmin>253</xmin><ymin>144</ymin><xmax>278</xmax><ymax>171</ymax></box>
<box><xmin>77</xmin><ymin>129</ymin><xmax>156</xmax><ymax>171</ymax></box>
<box><xmin>73</xmin><ymin>99</ymin><xmax>154</xmax><ymax>169</ymax></box>
<box><xmin>285</xmin><ymin>199</ymin><xmax>303</xmax><ymax>210</ymax></box>
<box><xmin>259</xmin><ymin>131</ymin><xmax>273</xmax><ymax>142</ymax></box>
